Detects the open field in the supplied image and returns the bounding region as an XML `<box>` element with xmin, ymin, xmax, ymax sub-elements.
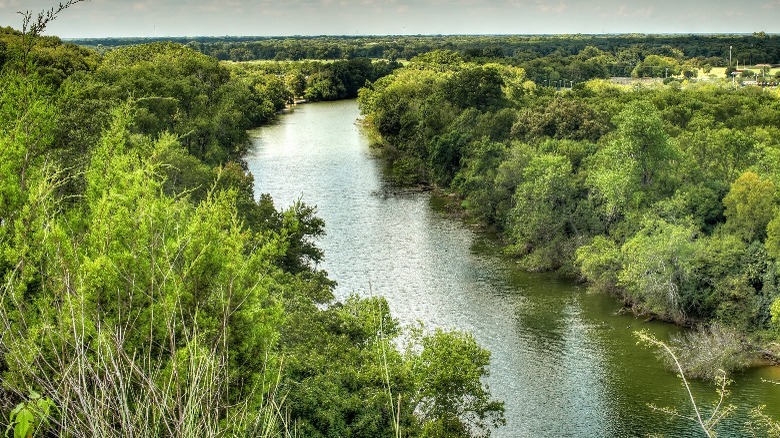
<box><xmin>707</xmin><ymin>66</ymin><xmax>780</xmax><ymax>80</ymax></box>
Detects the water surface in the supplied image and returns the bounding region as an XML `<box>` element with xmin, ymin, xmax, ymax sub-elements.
<box><xmin>245</xmin><ymin>99</ymin><xmax>780</xmax><ymax>437</ymax></box>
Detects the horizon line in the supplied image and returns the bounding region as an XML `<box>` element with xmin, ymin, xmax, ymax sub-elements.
<box><xmin>61</xmin><ymin>31</ymin><xmax>778</xmax><ymax>41</ymax></box>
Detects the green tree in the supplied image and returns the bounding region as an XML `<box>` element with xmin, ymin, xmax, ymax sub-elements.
<box><xmin>632</xmin><ymin>54</ymin><xmax>680</xmax><ymax>78</ymax></box>
<box><xmin>575</xmin><ymin>235</ymin><xmax>622</xmax><ymax>293</ymax></box>
<box><xmin>618</xmin><ymin>217</ymin><xmax>700</xmax><ymax>322</ymax></box>
<box><xmin>765</xmin><ymin>210</ymin><xmax>780</xmax><ymax>260</ymax></box>
<box><xmin>91</xmin><ymin>42</ymin><xmax>257</xmax><ymax>164</ymax></box>
<box><xmin>445</xmin><ymin>66</ymin><xmax>505</xmax><ymax>111</ymax></box>
<box><xmin>410</xmin><ymin>50</ymin><xmax>464</xmax><ymax>72</ymax></box>
<box><xmin>2</xmin><ymin>103</ymin><xmax>287</xmax><ymax>435</ymax></box>
<box><xmin>723</xmin><ymin>171</ymin><xmax>776</xmax><ymax>242</ymax></box>
<box><xmin>280</xmin><ymin>295</ymin><xmax>505</xmax><ymax>438</ymax></box>
<box><xmin>587</xmin><ymin>101</ymin><xmax>677</xmax><ymax>226</ymax></box>
<box><xmin>511</xmin><ymin>98</ymin><xmax>609</xmax><ymax>142</ymax></box>
<box><xmin>428</xmin><ymin>131</ymin><xmax>467</xmax><ymax>187</ymax></box>
<box><xmin>407</xmin><ymin>328</ymin><xmax>505</xmax><ymax>437</ymax></box>
<box><xmin>508</xmin><ymin>153</ymin><xmax>577</xmax><ymax>270</ymax></box>
<box><xmin>285</xmin><ymin>69</ymin><xmax>306</xmax><ymax>99</ymax></box>
<box><xmin>0</xmin><ymin>68</ymin><xmax>57</xmax><ymax>306</ymax></box>
<box><xmin>452</xmin><ymin>137</ymin><xmax>507</xmax><ymax>225</ymax></box>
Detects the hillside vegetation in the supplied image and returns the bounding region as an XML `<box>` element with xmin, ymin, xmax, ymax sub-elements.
<box><xmin>358</xmin><ymin>50</ymin><xmax>780</xmax><ymax>363</ymax></box>
<box><xmin>0</xmin><ymin>24</ymin><xmax>502</xmax><ymax>438</ymax></box>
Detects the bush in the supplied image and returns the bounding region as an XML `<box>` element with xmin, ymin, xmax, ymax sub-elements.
<box><xmin>665</xmin><ymin>324</ymin><xmax>754</xmax><ymax>380</ymax></box>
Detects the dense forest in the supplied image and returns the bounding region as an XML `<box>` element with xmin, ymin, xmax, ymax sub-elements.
<box><xmin>0</xmin><ymin>19</ymin><xmax>504</xmax><ymax>438</ymax></box>
<box><xmin>71</xmin><ymin>33</ymin><xmax>780</xmax><ymax>65</ymax></box>
<box><xmin>357</xmin><ymin>48</ymin><xmax>780</xmax><ymax>380</ymax></box>
<box><xmin>71</xmin><ymin>33</ymin><xmax>780</xmax><ymax>84</ymax></box>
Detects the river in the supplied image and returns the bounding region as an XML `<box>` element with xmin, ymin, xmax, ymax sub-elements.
<box><xmin>245</xmin><ymin>99</ymin><xmax>780</xmax><ymax>437</ymax></box>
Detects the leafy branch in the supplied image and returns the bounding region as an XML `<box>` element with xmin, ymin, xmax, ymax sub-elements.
<box><xmin>635</xmin><ymin>329</ymin><xmax>735</xmax><ymax>437</ymax></box>
<box><xmin>16</xmin><ymin>0</ymin><xmax>89</xmax><ymax>71</ymax></box>
<box><xmin>19</xmin><ymin>0</ymin><xmax>89</xmax><ymax>38</ymax></box>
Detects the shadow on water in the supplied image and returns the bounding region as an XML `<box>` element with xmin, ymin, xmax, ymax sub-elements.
<box><xmin>246</xmin><ymin>99</ymin><xmax>780</xmax><ymax>437</ymax></box>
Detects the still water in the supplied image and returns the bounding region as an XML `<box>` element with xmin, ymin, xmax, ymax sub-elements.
<box><xmin>245</xmin><ymin>99</ymin><xmax>780</xmax><ymax>437</ymax></box>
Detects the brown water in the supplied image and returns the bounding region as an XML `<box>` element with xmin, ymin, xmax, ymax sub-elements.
<box><xmin>245</xmin><ymin>99</ymin><xmax>780</xmax><ymax>437</ymax></box>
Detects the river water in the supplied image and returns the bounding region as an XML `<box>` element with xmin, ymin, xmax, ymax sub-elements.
<box><xmin>245</xmin><ymin>99</ymin><xmax>780</xmax><ymax>437</ymax></box>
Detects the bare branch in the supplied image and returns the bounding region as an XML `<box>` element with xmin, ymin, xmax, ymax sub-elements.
<box><xmin>19</xmin><ymin>0</ymin><xmax>90</xmax><ymax>38</ymax></box>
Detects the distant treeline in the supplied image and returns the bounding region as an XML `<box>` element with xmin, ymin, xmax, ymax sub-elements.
<box><xmin>66</xmin><ymin>33</ymin><xmax>780</xmax><ymax>86</ymax></box>
<box><xmin>68</xmin><ymin>33</ymin><xmax>778</xmax><ymax>65</ymax></box>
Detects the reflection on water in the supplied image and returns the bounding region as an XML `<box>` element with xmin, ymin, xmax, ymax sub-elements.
<box><xmin>245</xmin><ymin>100</ymin><xmax>780</xmax><ymax>437</ymax></box>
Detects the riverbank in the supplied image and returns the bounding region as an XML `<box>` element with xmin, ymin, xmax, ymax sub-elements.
<box><xmin>248</xmin><ymin>99</ymin><xmax>780</xmax><ymax>436</ymax></box>
<box><xmin>358</xmin><ymin>58</ymin><xmax>780</xmax><ymax>381</ymax></box>
<box><xmin>430</xmin><ymin>180</ymin><xmax>780</xmax><ymax>376</ymax></box>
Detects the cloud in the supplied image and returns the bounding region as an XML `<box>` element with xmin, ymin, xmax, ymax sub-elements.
<box><xmin>502</xmin><ymin>0</ymin><xmax>525</xmax><ymax>9</ymax></box>
<box><xmin>132</xmin><ymin>1</ymin><xmax>152</xmax><ymax>11</ymax></box>
<box><xmin>721</xmin><ymin>8</ymin><xmax>744</xmax><ymax>18</ymax></box>
<box><xmin>194</xmin><ymin>0</ymin><xmax>244</xmax><ymax>13</ymax></box>
<box><xmin>535</xmin><ymin>0</ymin><xmax>567</xmax><ymax>13</ymax></box>
<box><xmin>616</xmin><ymin>4</ymin><xmax>654</xmax><ymax>18</ymax></box>
<box><xmin>0</xmin><ymin>0</ymin><xmax>25</xmax><ymax>11</ymax></box>
<box><xmin>762</xmin><ymin>0</ymin><xmax>780</xmax><ymax>8</ymax></box>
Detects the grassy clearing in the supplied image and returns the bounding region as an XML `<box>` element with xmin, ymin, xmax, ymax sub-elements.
<box><xmin>705</xmin><ymin>66</ymin><xmax>780</xmax><ymax>80</ymax></box>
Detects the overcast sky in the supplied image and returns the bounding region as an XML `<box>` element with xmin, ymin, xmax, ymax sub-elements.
<box><xmin>2</xmin><ymin>0</ymin><xmax>778</xmax><ymax>38</ymax></box>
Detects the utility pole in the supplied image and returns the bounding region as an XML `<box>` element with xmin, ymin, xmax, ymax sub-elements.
<box><xmin>729</xmin><ymin>46</ymin><xmax>732</xmax><ymax>68</ymax></box>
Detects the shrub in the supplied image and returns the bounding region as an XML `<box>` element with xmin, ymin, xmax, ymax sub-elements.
<box><xmin>665</xmin><ymin>324</ymin><xmax>754</xmax><ymax>381</ymax></box>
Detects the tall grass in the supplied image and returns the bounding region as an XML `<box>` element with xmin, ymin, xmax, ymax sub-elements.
<box><xmin>0</xmin><ymin>289</ymin><xmax>290</xmax><ymax>437</ymax></box>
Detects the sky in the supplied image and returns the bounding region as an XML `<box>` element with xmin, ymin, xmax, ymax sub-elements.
<box><xmin>2</xmin><ymin>0</ymin><xmax>779</xmax><ymax>38</ymax></box>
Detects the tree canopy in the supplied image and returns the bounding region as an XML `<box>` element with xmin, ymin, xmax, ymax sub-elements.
<box><xmin>359</xmin><ymin>50</ymin><xmax>780</xmax><ymax>339</ymax></box>
<box><xmin>0</xmin><ymin>24</ymin><xmax>503</xmax><ymax>437</ymax></box>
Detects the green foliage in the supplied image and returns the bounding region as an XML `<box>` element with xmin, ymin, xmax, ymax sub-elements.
<box><xmin>428</xmin><ymin>131</ymin><xmax>467</xmax><ymax>186</ymax></box>
<box><xmin>0</xmin><ymin>6</ymin><xmax>97</xmax><ymax>85</ymax></box>
<box><xmin>0</xmin><ymin>69</ymin><xmax>55</xmax><ymax>209</ymax></box>
<box><xmin>361</xmin><ymin>53</ymin><xmax>780</xmax><ymax>340</ymax></box>
<box><xmin>618</xmin><ymin>218</ymin><xmax>700</xmax><ymax>321</ymax></box>
<box><xmin>1</xmin><ymin>52</ymin><xmax>289</xmax><ymax>431</ymax></box>
<box><xmin>445</xmin><ymin>66</ymin><xmax>505</xmax><ymax>111</ymax></box>
<box><xmin>586</xmin><ymin>101</ymin><xmax>678</xmax><ymax>227</ymax></box>
<box><xmin>694</xmin><ymin>234</ymin><xmax>767</xmax><ymax>326</ymax></box>
<box><xmin>452</xmin><ymin>137</ymin><xmax>507</xmax><ymax>225</ymax></box>
<box><xmin>632</xmin><ymin>54</ymin><xmax>681</xmax><ymax>78</ymax></box>
<box><xmin>611</xmin><ymin>100</ymin><xmax>677</xmax><ymax>188</ymax></box>
<box><xmin>575</xmin><ymin>236</ymin><xmax>622</xmax><ymax>292</ymax></box>
<box><xmin>723</xmin><ymin>171</ymin><xmax>777</xmax><ymax>242</ymax></box>
<box><xmin>747</xmin><ymin>404</ymin><xmax>780</xmax><ymax>437</ymax></box>
<box><xmin>305</xmin><ymin>70</ymin><xmax>345</xmax><ymax>101</ymax></box>
<box><xmin>410</xmin><ymin>50</ymin><xmax>464</xmax><ymax>71</ymax></box>
<box><xmin>6</xmin><ymin>391</ymin><xmax>53</xmax><ymax>438</ymax></box>
<box><xmin>84</xmin><ymin>42</ymin><xmax>260</xmax><ymax>165</ymax></box>
<box><xmin>511</xmin><ymin>97</ymin><xmax>609</xmax><ymax>142</ymax></box>
<box><xmin>769</xmin><ymin>211</ymin><xmax>780</xmax><ymax>262</ymax></box>
<box><xmin>508</xmin><ymin>153</ymin><xmax>577</xmax><ymax>270</ymax></box>
<box><xmin>407</xmin><ymin>328</ymin><xmax>505</xmax><ymax>437</ymax></box>
<box><xmin>70</xmin><ymin>34</ymin><xmax>780</xmax><ymax>82</ymax></box>
<box><xmin>228</xmin><ymin>58</ymin><xmax>400</xmax><ymax>105</ymax></box>
<box><xmin>1</xmin><ymin>26</ymin><xmax>504</xmax><ymax>437</ymax></box>
<box><xmin>279</xmin><ymin>296</ymin><xmax>504</xmax><ymax>437</ymax></box>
